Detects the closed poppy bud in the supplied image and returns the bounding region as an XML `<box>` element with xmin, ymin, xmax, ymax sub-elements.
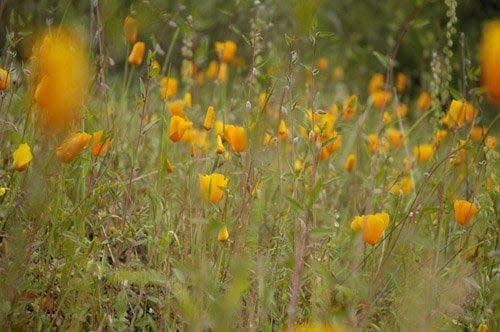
<box><xmin>413</xmin><ymin>144</ymin><xmax>434</xmax><ymax>163</ymax></box>
<box><xmin>168</xmin><ymin>115</ymin><xmax>192</xmax><ymax>142</ymax></box>
<box><xmin>481</xmin><ymin>20</ymin><xmax>500</xmax><ymax>104</ymax></box>
<box><xmin>160</xmin><ymin>77</ymin><xmax>178</xmax><ymax>101</ymax></box>
<box><xmin>128</xmin><ymin>41</ymin><xmax>145</xmax><ymax>66</ymax></box>
<box><xmin>386</xmin><ymin>128</ymin><xmax>403</xmax><ymax>148</ymax></box>
<box><xmin>216</xmin><ymin>135</ymin><xmax>225</xmax><ymax>154</ymax></box>
<box><xmin>371</xmin><ymin>90</ymin><xmax>392</xmax><ymax>109</ymax></box>
<box><xmin>56</xmin><ymin>132</ymin><xmax>91</xmax><ymax>163</ymax></box>
<box><xmin>0</xmin><ymin>68</ymin><xmax>9</xmax><ymax>90</ymax></box>
<box><xmin>124</xmin><ymin>16</ymin><xmax>138</xmax><ymax>44</ymax></box>
<box><xmin>199</xmin><ymin>173</ymin><xmax>228</xmax><ymax>203</ymax></box>
<box><xmin>218</xmin><ymin>226</ymin><xmax>229</xmax><ymax>242</ymax></box>
<box><xmin>224</xmin><ymin>125</ymin><xmax>247</xmax><ymax>153</ymax></box>
<box><xmin>217</xmin><ymin>62</ymin><xmax>228</xmax><ymax>83</ymax></box>
<box><xmin>204</xmin><ymin>106</ymin><xmax>216</xmax><ymax>130</ymax></box>
<box><xmin>416</xmin><ymin>91</ymin><xmax>432</xmax><ymax>112</ymax></box>
<box><xmin>363</xmin><ymin>212</ymin><xmax>390</xmax><ymax>245</ymax></box>
<box><xmin>13</xmin><ymin>143</ymin><xmax>33</xmax><ymax>171</ymax></box>
<box><xmin>395</xmin><ymin>72</ymin><xmax>406</xmax><ymax>93</ymax></box>
<box><xmin>92</xmin><ymin>130</ymin><xmax>111</xmax><ymax>157</ymax></box>
<box><xmin>345</xmin><ymin>153</ymin><xmax>356</xmax><ymax>172</ymax></box>
<box><xmin>278</xmin><ymin>120</ymin><xmax>288</xmax><ymax>141</ymax></box>
<box><xmin>454</xmin><ymin>199</ymin><xmax>478</xmax><ymax>226</ymax></box>
<box><xmin>215</xmin><ymin>40</ymin><xmax>237</xmax><ymax>63</ymax></box>
<box><xmin>294</xmin><ymin>159</ymin><xmax>303</xmax><ymax>172</ymax></box>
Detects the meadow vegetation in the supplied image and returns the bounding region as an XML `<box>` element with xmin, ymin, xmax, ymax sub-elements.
<box><xmin>0</xmin><ymin>0</ymin><xmax>499</xmax><ymax>330</ymax></box>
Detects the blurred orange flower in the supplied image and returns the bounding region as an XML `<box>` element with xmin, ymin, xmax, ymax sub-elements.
<box><xmin>160</xmin><ymin>77</ymin><xmax>178</xmax><ymax>101</ymax></box>
<box><xmin>123</xmin><ymin>16</ymin><xmax>138</xmax><ymax>44</ymax></box>
<box><xmin>92</xmin><ymin>130</ymin><xmax>111</xmax><ymax>157</ymax></box>
<box><xmin>481</xmin><ymin>20</ymin><xmax>500</xmax><ymax>103</ymax></box>
<box><xmin>224</xmin><ymin>125</ymin><xmax>248</xmax><ymax>153</ymax></box>
<box><xmin>453</xmin><ymin>199</ymin><xmax>478</xmax><ymax>226</ymax></box>
<box><xmin>413</xmin><ymin>144</ymin><xmax>434</xmax><ymax>163</ymax></box>
<box><xmin>416</xmin><ymin>91</ymin><xmax>432</xmax><ymax>112</ymax></box>
<box><xmin>168</xmin><ymin>115</ymin><xmax>192</xmax><ymax>142</ymax></box>
<box><xmin>215</xmin><ymin>40</ymin><xmax>237</xmax><ymax>63</ymax></box>
<box><xmin>128</xmin><ymin>41</ymin><xmax>145</xmax><ymax>66</ymax></box>
<box><xmin>56</xmin><ymin>132</ymin><xmax>91</xmax><ymax>163</ymax></box>
<box><xmin>199</xmin><ymin>173</ymin><xmax>228</xmax><ymax>203</ymax></box>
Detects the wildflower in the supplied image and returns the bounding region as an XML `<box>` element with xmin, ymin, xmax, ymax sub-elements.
<box><xmin>371</xmin><ymin>90</ymin><xmax>392</xmax><ymax>109</ymax></box>
<box><xmin>160</xmin><ymin>77</ymin><xmax>178</xmax><ymax>101</ymax></box>
<box><xmin>393</xmin><ymin>103</ymin><xmax>408</xmax><ymax>118</ymax></box>
<box><xmin>199</xmin><ymin>173</ymin><xmax>228</xmax><ymax>203</ymax></box>
<box><xmin>386</xmin><ymin>128</ymin><xmax>403</xmax><ymax>148</ymax></box>
<box><xmin>215</xmin><ymin>121</ymin><xmax>224</xmax><ymax>137</ymax></box>
<box><xmin>56</xmin><ymin>132</ymin><xmax>91</xmax><ymax>163</ymax></box>
<box><xmin>123</xmin><ymin>16</ymin><xmax>138</xmax><ymax>44</ymax></box>
<box><xmin>224</xmin><ymin>125</ymin><xmax>247</xmax><ymax>153</ymax></box>
<box><xmin>32</xmin><ymin>28</ymin><xmax>90</xmax><ymax>132</ymax></box>
<box><xmin>294</xmin><ymin>159</ymin><xmax>303</xmax><ymax>172</ymax></box>
<box><xmin>364</xmin><ymin>213</ymin><xmax>390</xmax><ymax>245</ymax></box>
<box><xmin>168</xmin><ymin>115</ymin><xmax>192</xmax><ymax>142</ymax></box>
<box><xmin>390</xmin><ymin>176</ymin><xmax>413</xmax><ymax>195</ymax></box>
<box><xmin>0</xmin><ymin>68</ymin><xmax>9</xmax><ymax>90</ymax></box>
<box><xmin>216</xmin><ymin>135</ymin><xmax>225</xmax><ymax>154</ymax></box>
<box><xmin>258</xmin><ymin>92</ymin><xmax>267</xmax><ymax>108</ymax></box>
<box><xmin>203</xmin><ymin>106</ymin><xmax>216</xmax><ymax>130</ymax></box>
<box><xmin>485</xmin><ymin>135</ymin><xmax>497</xmax><ymax>150</ymax></box>
<box><xmin>0</xmin><ymin>187</ymin><xmax>6</xmax><ymax>197</ymax></box>
<box><xmin>12</xmin><ymin>143</ymin><xmax>33</xmax><ymax>172</ymax></box>
<box><xmin>215</xmin><ymin>40</ymin><xmax>237</xmax><ymax>63</ymax></box>
<box><xmin>217</xmin><ymin>62</ymin><xmax>228</xmax><ymax>83</ymax></box>
<box><xmin>413</xmin><ymin>144</ymin><xmax>434</xmax><ymax>163</ymax></box>
<box><xmin>367</xmin><ymin>134</ymin><xmax>379</xmax><ymax>154</ymax></box>
<box><xmin>453</xmin><ymin>199</ymin><xmax>478</xmax><ymax>226</ymax></box>
<box><xmin>350</xmin><ymin>216</ymin><xmax>364</xmax><ymax>231</ymax></box>
<box><xmin>470</xmin><ymin>126</ymin><xmax>485</xmax><ymax>142</ymax></box>
<box><xmin>477</xmin><ymin>322</ymin><xmax>488</xmax><ymax>332</ymax></box>
<box><xmin>183</xmin><ymin>92</ymin><xmax>192</xmax><ymax>107</ymax></box>
<box><xmin>278</xmin><ymin>120</ymin><xmax>288</xmax><ymax>141</ymax></box>
<box><xmin>206</xmin><ymin>60</ymin><xmax>219</xmax><ymax>79</ymax></box>
<box><xmin>218</xmin><ymin>226</ymin><xmax>229</xmax><ymax>242</ymax></box>
<box><xmin>316</xmin><ymin>57</ymin><xmax>328</xmax><ymax>71</ymax></box>
<box><xmin>342</xmin><ymin>95</ymin><xmax>357</xmax><ymax>121</ymax></box>
<box><xmin>446</xmin><ymin>100</ymin><xmax>477</xmax><ymax>128</ymax></box>
<box><xmin>434</xmin><ymin>129</ymin><xmax>448</xmax><ymax>147</ymax></box>
<box><xmin>368</xmin><ymin>73</ymin><xmax>384</xmax><ymax>94</ymax></box>
<box><xmin>262</xmin><ymin>132</ymin><xmax>273</xmax><ymax>146</ymax></box>
<box><xmin>416</xmin><ymin>91</ymin><xmax>432</xmax><ymax>112</ymax></box>
<box><xmin>450</xmin><ymin>140</ymin><xmax>467</xmax><ymax>165</ymax></box>
<box><xmin>395</xmin><ymin>72</ymin><xmax>406</xmax><ymax>93</ymax></box>
<box><xmin>92</xmin><ymin>130</ymin><xmax>111</xmax><ymax>157</ymax></box>
<box><xmin>128</xmin><ymin>41</ymin><xmax>145</xmax><ymax>66</ymax></box>
<box><xmin>332</xmin><ymin>66</ymin><xmax>344</xmax><ymax>81</ymax></box>
<box><xmin>167</xmin><ymin>100</ymin><xmax>185</xmax><ymax>117</ymax></box>
<box><xmin>481</xmin><ymin>20</ymin><xmax>500</xmax><ymax>103</ymax></box>
<box><xmin>345</xmin><ymin>153</ymin><xmax>356</xmax><ymax>172</ymax></box>
<box><xmin>383</xmin><ymin>111</ymin><xmax>392</xmax><ymax>124</ymax></box>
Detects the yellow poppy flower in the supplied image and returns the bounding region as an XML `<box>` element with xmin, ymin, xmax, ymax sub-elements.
<box><xmin>168</xmin><ymin>115</ymin><xmax>192</xmax><ymax>142</ymax></box>
<box><xmin>160</xmin><ymin>77</ymin><xmax>178</xmax><ymax>101</ymax></box>
<box><xmin>128</xmin><ymin>41</ymin><xmax>145</xmax><ymax>66</ymax></box>
<box><xmin>371</xmin><ymin>90</ymin><xmax>392</xmax><ymax>109</ymax></box>
<box><xmin>342</xmin><ymin>95</ymin><xmax>357</xmax><ymax>121</ymax></box>
<box><xmin>446</xmin><ymin>100</ymin><xmax>477</xmax><ymax>128</ymax></box>
<box><xmin>278</xmin><ymin>120</ymin><xmax>288</xmax><ymax>141</ymax></box>
<box><xmin>416</xmin><ymin>91</ymin><xmax>432</xmax><ymax>112</ymax></box>
<box><xmin>218</xmin><ymin>226</ymin><xmax>229</xmax><ymax>242</ymax></box>
<box><xmin>395</xmin><ymin>72</ymin><xmax>407</xmax><ymax>93</ymax></box>
<box><xmin>363</xmin><ymin>212</ymin><xmax>390</xmax><ymax>245</ymax></box>
<box><xmin>92</xmin><ymin>130</ymin><xmax>111</xmax><ymax>157</ymax></box>
<box><xmin>199</xmin><ymin>173</ymin><xmax>228</xmax><ymax>203</ymax></box>
<box><xmin>368</xmin><ymin>73</ymin><xmax>384</xmax><ymax>94</ymax></box>
<box><xmin>0</xmin><ymin>68</ymin><xmax>9</xmax><ymax>90</ymax></box>
<box><xmin>216</xmin><ymin>135</ymin><xmax>225</xmax><ymax>154</ymax></box>
<box><xmin>215</xmin><ymin>40</ymin><xmax>237</xmax><ymax>63</ymax></box>
<box><xmin>56</xmin><ymin>132</ymin><xmax>91</xmax><ymax>163</ymax></box>
<box><xmin>203</xmin><ymin>106</ymin><xmax>216</xmax><ymax>130</ymax></box>
<box><xmin>453</xmin><ymin>199</ymin><xmax>478</xmax><ymax>226</ymax></box>
<box><xmin>294</xmin><ymin>159</ymin><xmax>303</xmax><ymax>173</ymax></box>
<box><xmin>386</xmin><ymin>128</ymin><xmax>403</xmax><ymax>148</ymax></box>
<box><xmin>344</xmin><ymin>153</ymin><xmax>356</xmax><ymax>172</ymax></box>
<box><xmin>316</xmin><ymin>57</ymin><xmax>328</xmax><ymax>71</ymax></box>
<box><xmin>224</xmin><ymin>125</ymin><xmax>248</xmax><ymax>153</ymax></box>
<box><xmin>123</xmin><ymin>16</ymin><xmax>138</xmax><ymax>44</ymax></box>
<box><xmin>217</xmin><ymin>62</ymin><xmax>228</xmax><ymax>83</ymax></box>
<box><xmin>413</xmin><ymin>144</ymin><xmax>434</xmax><ymax>163</ymax></box>
<box><xmin>481</xmin><ymin>20</ymin><xmax>500</xmax><ymax>103</ymax></box>
<box><xmin>469</xmin><ymin>126</ymin><xmax>485</xmax><ymax>142</ymax></box>
<box><xmin>12</xmin><ymin>143</ymin><xmax>33</xmax><ymax>172</ymax></box>
<box><xmin>167</xmin><ymin>99</ymin><xmax>185</xmax><ymax>117</ymax></box>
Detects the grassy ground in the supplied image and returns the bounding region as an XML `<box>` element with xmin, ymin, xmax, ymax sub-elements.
<box><xmin>0</xmin><ymin>0</ymin><xmax>499</xmax><ymax>330</ymax></box>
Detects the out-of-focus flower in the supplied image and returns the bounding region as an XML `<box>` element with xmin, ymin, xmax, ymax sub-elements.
<box><xmin>332</xmin><ymin>66</ymin><xmax>344</xmax><ymax>81</ymax></box>
<box><xmin>386</xmin><ymin>128</ymin><xmax>404</xmax><ymax>148</ymax></box>
<box><xmin>477</xmin><ymin>322</ymin><xmax>488</xmax><ymax>332</ymax></box>
<box><xmin>206</xmin><ymin>60</ymin><xmax>219</xmax><ymax>79</ymax></box>
<box><xmin>316</xmin><ymin>57</ymin><xmax>328</xmax><ymax>71</ymax></box>
<box><xmin>203</xmin><ymin>106</ymin><xmax>216</xmax><ymax>130</ymax></box>
<box><xmin>368</xmin><ymin>73</ymin><xmax>384</xmax><ymax>94</ymax></box>
<box><xmin>199</xmin><ymin>173</ymin><xmax>228</xmax><ymax>203</ymax></box>
<box><xmin>470</xmin><ymin>126</ymin><xmax>485</xmax><ymax>142</ymax></box>
<box><xmin>390</xmin><ymin>176</ymin><xmax>413</xmax><ymax>195</ymax></box>
<box><xmin>167</xmin><ymin>100</ymin><xmax>185</xmax><ymax>117</ymax></box>
<box><xmin>413</xmin><ymin>144</ymin><xmax>434</xmax><ymax>163</ymax></box>
<box><xmin>342</xmin><ymin>95</ymin><xmax>357</xmax><ymax>121</ymax></box>
<box><xmin>56</xmin><ymin>132</ymin><xmax>91</xmax><ymax>163</ymax></box>
<box><xmin>294</xmin><ymin>159</ymin><xmax>303</xmax><ymax>173</ymax></box>
<box><xmin>416</xmin><ymin>91</ymin><xmax>432</xmax><ymax>112</ymax></box>
<box><xmin>445</xmin><ymin>100</ymin><xmax>477</xmax><ymax>129</ymax></box>
<box><xmin>12</xmin><ymin>143</ymin><xmax>33</xmax><ymax>172</ymax></box>
<box><xmin>485</xmin><ymin>135</ymin><xmax>497</xmax><ymax>150</ymax></box>
<box><xmin>454</xmin><ymin>199</ymin><xmax>478</xmax><ymax>226</ymax></box>
<box><xmin>128</xmin><ymin>41</ymin><xmax>145</xmax><ymax>66</ymax></box>
<box><xmin>215</xmin><ymin>121</ymin><xmax>224</xmax><ymax>137</ymax></box>
<box><xmin>217</xmin><ymin>62</ymin><xmax>228</xmax><ymax>83</ymax></box>
<box><xmin>450</xmin><ymin>140</ymin><xmax>467</xmax><ymax>165</ymax></box>
<box><xmin>278</xmin><ymin>120</ymin><xmax>288</xmax><ymax>141</ymax></box>
<box><xmin>371</xmin><ymin>90</ymin><xmax>392</xmax><ymax>109</ymax></box>
<box><xmin>481</xmin><ymin>20</ymin><xmax>500</xmax><ymax>103</ymax></box>
<box><xmin>345</xmin><ymin>153</ymin><xmax>356</xmax><ymax>172</ymax></box>
<box><xmin>434</xmin><ymin>129</ymin><xmax>448</xmax><ymax>147</ymax></box>
<box><xmin>224</xmin><ymin>125</ymin><xmax>247</xmax><ymax>153</ymax></box>
<box><xmin>216</xmin><ymin>135</ymin><xmax>225</xmax><ymax>154</ymax></box>
<box><xmin>92</xmin><ymin>130</ymin><xmax>111</xmax><ymax>157</ymax></box>
<box><xmin>123</xmin><ymin>16</ymin><xmax>138</xmax><ymax>44</ymax></box>
<box><xmin>183</xmin><ymin>92</ymin><xmax>192</xmax><ymax>107</ymax></box>
<box><xmin>218</xmin><ymin>226</ymin><xmax>229</xmax><ymax>242</ymax></box>
<box><xmin>383</xmin><ymin>111</ymin><xmax>392</xmax><ymax>124</ymax></box>
<box><xmin>215</xmin><ymin>40</ymin><xmax>237</xmax><ymax>63</ymax></box>
<box><xmin>168</xmin><ymin>115</ymin><xmax>192</xmax><ymax>142</ymax></box>
<box><xmin>32</xmin><ymin>28</ymin><xmax>90</xmax><ymax>132</ymax></box>
<box><xmin>393</xmin><ymin>103</ymin><xmax>408</xmax><ymax>118</ymax></box>
<box><xmin>351</xmin><ymin>212</ymin><xmax>390</xmax><ymax>245</ymax></box>
<box><xmin>262</xmin><ymin>132</ymin><xmax>273</xmax><ymax>146</ymax></box>
<box><xmin>258</xmin><ymin>92</ymin><xmax>267</xmax><ymax>108</ymax></box>
<box><xmin>160</xmin><ymin>77</ymin><xmax>178</xmax><ymax>101</ymax></box>
<box><xmin>0</xmin><ymin>187</ymin><xmax>6</xmax><ymax>197</ymax></box>
<box><xmin>367</xmin><ymin>134</ymin><xmax>382</xmax><ymax>154</ymax></box>
<box><xmin>395</xmin><ymin>72</ymin><xmax>406</xmax><ymax>93</ymax></box>
<box><xmin>0</xmin><ymin>68</ymin><xmax>9</xmax><ymax>90</ymax></box>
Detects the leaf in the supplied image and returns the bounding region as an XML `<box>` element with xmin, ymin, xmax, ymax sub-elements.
<box><xmin>372</xmin><ymin>51</ymin><xmax>392</xmax><ymax>69</ymax></box>
<box><xmin>448</xmin><ymin>87</ymin><xmax>463</xmax><ymax>100</ymax></box>
<box><xmin>285</xmin><ymin>195</ymin><xmax>303</xmax><ymax>210</ymax></box>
